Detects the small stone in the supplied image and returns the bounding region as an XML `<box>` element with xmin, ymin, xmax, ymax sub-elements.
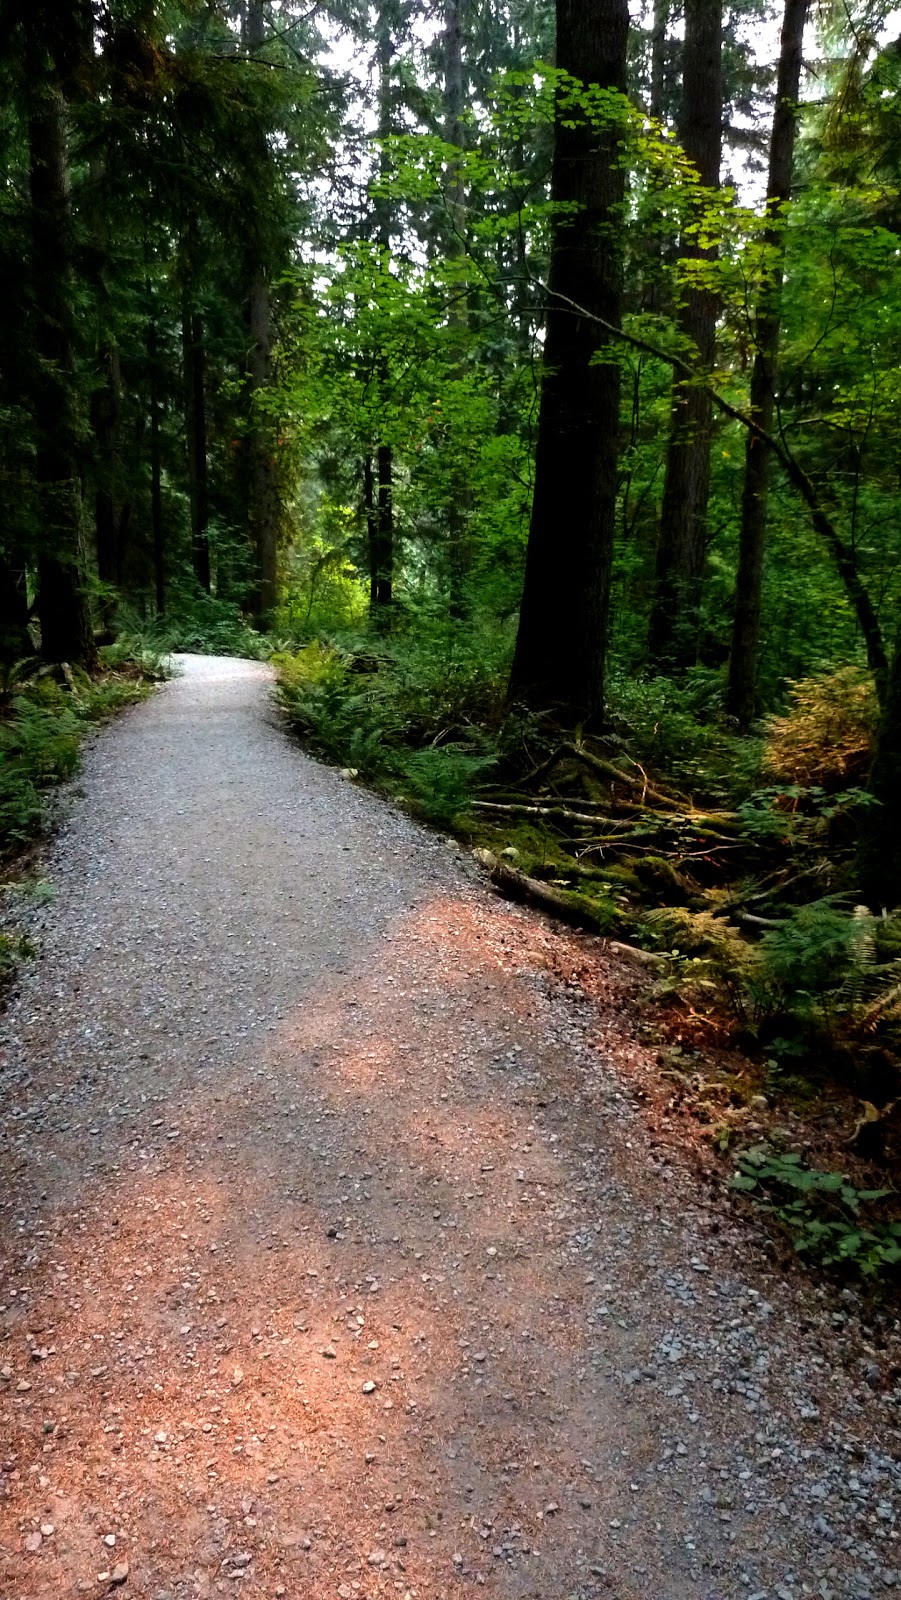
<box><xmin>321</xmin><ymin>1346</ymin><xmax>337</xmax><ymax>1360</ymax></box>
<box><xmin>368</xmin><ymin>1549</ymin><xmax>387</xmax><ymax>1567</ymax></box>
<box><xmin>16</xmin><ymin>1379</ymin><xmax>32</xmax><ymax>1393</ymax></box>
<box><xmin>24</xmin><ymin>1531</ymin><xmax>42</xmax><ymax>1553</ymax></box>
<box><xmin>104</xmin><ymin>1533</ymin><xmax>117</xmax><ymax>1547</ymax></box>
<box><xmin>232</xmin><ymin>1367</ymin><xmax>244</xmax><ymax>1386</ymax></box>
<box><xmin>362</xmin><ymin>1380</ymin><xmax>377</xmax><ymax>1394</ymax></box>
<box><xmin>40</xmin><ymin>1523</ymin><xmax>55</xmax><ymax>1537</ymax></box>
<box><xmin>749</xmin><ymin>1095</ymin><xmax>769</xmax><ymax>1112</ymax></box>
<box><xmin>110</xmin><ymin>1562</ymin><xmax>130</xmax><ymax>1587</ymax></box>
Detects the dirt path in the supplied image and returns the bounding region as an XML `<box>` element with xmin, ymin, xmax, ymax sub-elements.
<box><xmin>0</xmin><ymin>655</ymin><xmax>898</xmax><ymax>1600</ymax></box>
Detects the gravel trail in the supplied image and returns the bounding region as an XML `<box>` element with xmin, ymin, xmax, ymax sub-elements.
<box><xmin>0</xmin><ymin>654</ymin><xmax>898</xmax><ymax>1600</ymax></box>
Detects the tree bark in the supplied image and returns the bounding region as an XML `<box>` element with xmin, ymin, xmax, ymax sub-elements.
<box><xmin>370</xmin><ymin>3</ymin><xmax>395</xmax><ymax>623</ymax></box>
<box><xmin>373</xmin><ymin>442</ymin><xmax>394</xmax><ymax>613</ymax></box>
<box><xmin>148</xmin><ymin>318</ymin><xmax>165</xmax><ymax>617</ymax></box>
<box><xmin>507</xmin><ymin>0</ymin><xmax>629</xmax><ymax>723</ymax></box>
<box><xmin>91</xmin><ymin>340</ymin><xmax>125</xmax><ymax>639</ymax></box>
<box><xmin>0</xmin><ymin>557</ymin><xmax>31</xmax><ymax>664</ymax></box>
<box><xmin>243</xmin><ymin>0</ymin><xmax>280</xmax><ymax>625</ymax></box>
<box><xmin>25</xmin><ymin>19</ymin><xmax>96</xmax><ymax>668</ymax></box>
<box><xmin>727</xmin><ymin>0</ymin><xmax>809</xmax><ymax>726</ymax></box>
<box><xmin>364</xmin><ymin>453</ymin><xmax>379</xmax><ymax>607</ymax></box>
<box><xmin>443</xmin><ymin>0</ymin><xmax>470</xmax><ymax>619</ymax></box>
<box><xmin>859</xmin><ymin>625</ymin><xmax>901</xmax><ymax>911</ymax></box>
<box><xmin>649</xmin><ymin>0</ymin><xmax>668</xmax><ymax>119</ymax></box>
<box><xmin>182</xmin><ymin>301</ymin><xmax>211</xmax><ymax>593</ymax></box>
<box><xmin>647</xmin><ymin>0</ymin><xmax>722</xmax><ymax>671</ymax></box>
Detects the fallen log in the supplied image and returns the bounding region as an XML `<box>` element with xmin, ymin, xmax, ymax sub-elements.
<box><xmin>472</xmin><ymin>848</ymin><xmax>606</xmax><ymax>931</ymax></box>
<box><xmin>473</xmin><ymin>849</ymin><xmax>667</xmax><ymax>965</ymax></box>
<box><xmin>471</xmin><ymin>800</ymin><xmax>633</xmax><ymax>828</ymax></box>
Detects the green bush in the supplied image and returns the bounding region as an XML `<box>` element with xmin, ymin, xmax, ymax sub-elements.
<box><xmin>400</xmin><ymin>746</ymin><xmax>496</xmax><ymax>826</ymax></box>
<box><xmin>274</xmin><ymin>618</ymin><xmax>508</xmax><ymax>817</ymax></box>
<box><xmin>731</xmin><ymin>1146</ymin><xmax>900</xmax><ymax>1279</ymax></box>
<box><xmin>0</xmin><ymin>650</ymin><xmax>166</xmax><ymax>856</ymax></box>
<box><xmin>137</xmin><ymin>595</ymin><xmax>271</xmax><ymax>660</ymax></box>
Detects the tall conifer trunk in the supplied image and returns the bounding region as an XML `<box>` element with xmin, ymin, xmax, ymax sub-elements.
<box><xmin>182</xmin><ymin>301</ymin><xmax>211</xmax><ymax>593</ymax></box>
<box><xmin>443</xmin><ymin>0</ymin><xmax>470</xmax><ymax>618</ymax></box>
<box><xmin>148</xmin><ymin>316</ymin><xmax>165</xmax><ymax>617</ymax></box>
<box><xmin>727</xmin><ymin>0</ymin><xmax>808</xmax><ymax>726</ymax></box>
<box><xmin>507</xmin><ymin>0</ymin><xmax>629</xmax><ymax>722</ymax></box>
<box><xmin>244</xmin><ymin>0</ymin><xmax>279</xmax><ymax>624</ymax></box>
<box><xmin>647</xmin><ymin>0</ymin><xmax>722</xmax><ymax>670</ymax></box>
<box><xmin>25</xmin><ymin>15</ymin><xmax>96</xmax><ymax>668</ymax></box>
<box><xmin>370</xmin><ymin>1</ymin><xmax>395</xmax><ymax>624</ymax></box>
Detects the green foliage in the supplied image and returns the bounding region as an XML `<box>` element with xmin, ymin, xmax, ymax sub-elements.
<box><xmin>275</xmin><ymin>619</ymin><xmax>507</xmax><ymax>817</ymax></box>
<box><xmin>731</xmin><ymin>1146</ymin><xmax>901</xmax><ymax>1278</ymax></box>
<box><xmin>764</xmin><ymin>668</ymin><xmax>878</xmax><ymax>790</ymax></box>
<box><xmin>143</xmin><ymin>597</ymin><xmax>271</xmax><ymax>660</ymax></box>
<box><xmin>400</xmin><ymin>746</ymin><xmax>496</xmax><ymax>827</ymax></box>
<box><xmin>0</xmin><ymin>653</ymin><xmax>166</xmax><ymax>855</ymax></box>
<box><xmin>606</xmin><ymin>670</ymin><xmax>762</xmax><ymax>801</ymax></box>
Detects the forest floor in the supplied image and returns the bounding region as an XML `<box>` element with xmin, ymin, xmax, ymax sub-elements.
<box><xmin>0</xmin><ymin>654</ymin><xmax>898</xmax><ymax>1600</ymax></box>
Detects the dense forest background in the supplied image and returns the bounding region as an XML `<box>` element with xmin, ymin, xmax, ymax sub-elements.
<box><xmin>6</xmin><ymin>0</ymin><xmax>901</xmax><ymax>1272</ymax></box>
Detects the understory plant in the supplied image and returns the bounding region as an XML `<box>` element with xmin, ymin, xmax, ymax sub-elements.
<box><xmin>731</xmin><ymin>1146</ymin><xmax>901</xmax><ymax>1279</ymax></box>
<box><xmin>0</xmin><ymin>650</ymin><xmax>167</xmax><ymax>856</ymax></box>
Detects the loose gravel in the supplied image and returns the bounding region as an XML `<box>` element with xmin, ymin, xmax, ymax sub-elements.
<box><xmin>0</xmin><ymin>653</ymin><xmax>898</xmax><ymax>1600</ymax></box>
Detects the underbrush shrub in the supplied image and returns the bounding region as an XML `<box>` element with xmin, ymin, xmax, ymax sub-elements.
<box><xmin>274</xmin><ymin>619</ymin><xmax>509</xmax><ymax>821</ymax></box>
<box><xmin>135</xmin><ymin>595</ymin><xmax>271</xmax><ymax>660</ymax></box>
<box><xmin>0</xmin><ymin>650</ymin><xmax>166</xmax><ymax>855</ymax></box>
<box><xmin>605</xmin><ymin>669</ymin><xmax>762</xmax><ymax>801</ymax></box>
<box><xmin>765</xmin><ymin>666</ymin><xmax>877</xmax><ymax>789</ymax></box>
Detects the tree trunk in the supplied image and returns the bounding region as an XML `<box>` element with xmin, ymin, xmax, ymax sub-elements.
<box><xmin>649</xmin><ymin>0</ymin><xmax>668</xmax><ymax>119</ymax></box>
<box><xmin>646</xmin><ymin>0</ymin><xmax>722</xmax><ymax>671</ymax></box>
<box><xmin>727</xmin><ymin>0</ymin><xmax>809</xmax><ymax>726</ymax></box>
<box><xmin>373</xmin><ymin>442</ymin><xmax>394</xmax><ymax>615</ymax></box>
<box><xmin>243</xmin><ymin>0</ymin><xmax>280</xmax><ymax>625</ymax></box>
<box><xmin>247</xmin><ymin>274</ymin><xmax>279</xmax><ymax>622</ymax></box>
<box><xmin>364</xmin><ymin>453</ymin><xmax>379</xmax><ymax>607</ymax></box>
<box><xmin>0</xmin><ymin>558</ymin><xmax>31</xmax><ymax>664</ymax></box>
<box><xmin>507</xmin><ymin>0</ymin><xmax>629</xmax><ymax>723</ymax></box>
<box><xmin>182</xmin><ymin>301</ymin><xmax>211</xmax><ymax>593</ymax></box>
<box><xmin>149</xmin><ymin>319</ymin><xmax>165</xmax><ymax>618</ymax></box>
<box><xmin>443</xmin><ymin>0</ymin><xmax>470</xmax><ymax>619</ymax></box>
<box><xmin>859</xmin><ymin>625</ymin><xmax>901</xmax><ymax>911</ymax></box>
<box><xmin>92</xmin><ymin>341</ymin><xmax>125</xmax><ymax>640</ymax></box>
<box><xmin>370</xmin><ymin>2</ymin><xmax>395</xmax><ymax>622</ymax></box>
<box><xmin>25</xmin><ymin>22</ymin><xmax>96</xmax><ymax>668</ymax></box>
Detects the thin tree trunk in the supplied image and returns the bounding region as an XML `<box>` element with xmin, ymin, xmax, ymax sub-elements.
<box><xmin>0</xmin><ymin>558</ymin><xmax>31</xmax><ymax>663</ymax></box>
<box><xmin>243</xmin><ymin>0</ymin><xmax>279</xmax><ymax>625</ymax></box>
<box><xmin>647</xmin><ymin>0</ymin><xmax>722</xmax><ymax>670</ymax></box>
<box><xmin>92</xmin><ymin>341</ymin><xmax>125</xmax><ymax>640</ymax></box>
<box><xmin>859</xmin><ymin>622</ymin><xmax>901</xmax><ymax>910</ymax></box>
<box><xmin>364</xmin><ymin>453</ymin><xmax>379</xmax><ymax>607</ymax></box>
<box><xmin>649</xmin><ymin>0</ymin><xmax>668</xmax><ymax>119</ymax></box>
<box><xmin>25</xmin><ymin>22</ymin><xmax>96</xmax><ymax>668</ymax></box>
<box><xmin>443</xmin><ymin>0</ymin><xmax>470</xmax><ymax>619</ymax></box>
<box><xmin>247</xmin><ymin>275</ymin><xmax>279</xmax><ymax>621</ymax></box>
<box><xmin>507</xmin><ymin>0</ymin><xmax>629</xmax><ymax>722</ymax></box>
<box><xmin>370</xmin><ymin>3</ymin><xmax>395</xmax><ymax>622</ymax></box>
<box><xmin>148</xmin><ymin>319</ymin><xmax>165</xmax><ymax>617</ymax></box>
<box><xmin>182</xmin><ymin>301</ymin><xmax>211</xmax><ymax>593</ymax></box>
<box><xmin>374</xmin><ymin>443</ymin><xmax>394</xmax><ymax>612</ymax></box>
<box><xmin>727</xmin><ymin>0</ymin><xmax>809</xmax><ymax>726</ymax></box>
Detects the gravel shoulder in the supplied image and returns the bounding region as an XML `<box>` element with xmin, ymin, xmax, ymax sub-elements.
<box><xmin>0</xmin><ymin>653</ymin><xmax>898</xmax><ymax>1600</ymax></box>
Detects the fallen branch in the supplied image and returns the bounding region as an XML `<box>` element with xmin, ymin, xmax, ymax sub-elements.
<box><xmin>472</xmin><ymin>799</ymin><xmax>632</xmax><ymax>828</ymax></box>
<box><xmin>473</xmin><ymin>848</ymin><xmax>605</xmax><ymax>932</ymax></box>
